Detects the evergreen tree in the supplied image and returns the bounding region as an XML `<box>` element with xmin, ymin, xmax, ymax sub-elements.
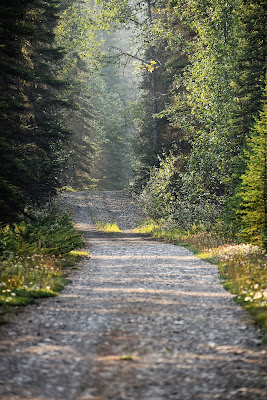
<box><xmin>0</xmin><ymin>0</ymin><xmax>72</xmax><ymax>221</ymax></box>
<box><xmin>0</xmin><ymin>0</ymin><xmax>33</xmax><ymax>219</ymax></box>
<box><xmin>229</xmin><ymin>0</ymin><xmax>266</xmax><ymax>184</ymax></box>
<box><xmin>238</xmin><ymin>81</ymin><xmax>267</xmax><ymax>247</ymax></box>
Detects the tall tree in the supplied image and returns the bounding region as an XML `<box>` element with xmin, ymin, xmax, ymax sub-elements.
<box><xmin>237</xmin><ymin>80</ymin><xmax>267</xmax><ymax>247</ymax></box>
<box><xmin>0</xmin><ymin>0</ymin><xmax>72</xmax><ymax>221</ymax></box>
<box><xmin>56</xmin><ymin>0</ymin><xmax>135</xmax><ymax>190</ymax></box>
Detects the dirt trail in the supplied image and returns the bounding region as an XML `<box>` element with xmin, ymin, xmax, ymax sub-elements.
<box><xmin>0</xmin><ymin>191</ymin><xmax>266</xmax><ymax>400</ymax></box>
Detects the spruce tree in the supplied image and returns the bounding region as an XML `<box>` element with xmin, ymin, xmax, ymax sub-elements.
<box><xmin>0</xmin><ymin>0</ymin><xmax>72</xmax><ymax>221</ymax></box>
<box><xmin>229</xmin><ymin>0</ymin><xmax>266</xmax><ymax>183</ymax></box>
<box><xmin>238</xmin><ymin>80</ymin><xmax>267</xmax><ymax>247</ymax></box>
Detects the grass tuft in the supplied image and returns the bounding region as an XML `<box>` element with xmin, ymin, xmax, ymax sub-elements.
<box><xmin>97</xmin><ymin>222</ymin><xmax>121</xmax><ymax>233</ymax></box>
<box><xmin>119</xmin><ymin>354</ymin><xmax>133</xmax><ymax>361</ymax></box>
<box><xmin>61</xmin><ymin>186</ymin><xmax>77</xmax><ymax>192</ymax></box>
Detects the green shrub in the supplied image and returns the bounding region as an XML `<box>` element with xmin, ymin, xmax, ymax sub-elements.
<box><xmin>139</xmin><ymin>151</ymin><xmax>224</xmax><ymax>231</ymax></box>
<box><xmin>0</xmin><ymin>202</ymin><xmax>83</xmax><ymax>257</ymax></box>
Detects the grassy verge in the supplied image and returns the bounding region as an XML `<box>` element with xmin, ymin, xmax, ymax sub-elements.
<box><xmin>0</xmin><ymin>202</ymin><xmax>89</xmax><ymax>324</ymax></box>
<box><xmin>134</xmin><ymin>220</ymin><xmax>267</xmax><ymax>337</ymax></box>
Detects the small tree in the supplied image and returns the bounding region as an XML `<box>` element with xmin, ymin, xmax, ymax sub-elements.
<box><xmin>238</xmin><ymin>81</ymin><xmax>267</xmax><ymax>248</ymax></box>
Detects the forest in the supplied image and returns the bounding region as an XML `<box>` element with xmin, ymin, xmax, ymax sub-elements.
<box><xmin>0</xmin><ymin>1</ymin><xmax>266</xmax><ymax>326</ymax></box>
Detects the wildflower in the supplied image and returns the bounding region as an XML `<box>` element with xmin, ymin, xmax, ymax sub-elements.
<box><xmin>46</xmin><ymin>286</ymin><xmax>51</xmax><ymax>290</ymax></box>
<box><xmin>6</xmin><ymin>289</ymin><xmax>11</xmax><ymax>292</ymax></box>
<box><xmin>244</xmin><ymin>297</ymin><xmax>252</xmax><ymax>302</ymax></box>
<box><xmin>253</xmin><ymin>292</ymin><xmax>262</xmax><ymax>300</ymax></box>
<box><xmin>254</xmin><ymin>284</ymin><xmax>259</xmax><ymax>289</ymax></box>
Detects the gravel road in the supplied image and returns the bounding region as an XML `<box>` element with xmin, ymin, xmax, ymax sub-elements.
<box><xmin>0</xmin><ymin>191</ymin><xmax>266</xmax><ymax>400</ymax></box>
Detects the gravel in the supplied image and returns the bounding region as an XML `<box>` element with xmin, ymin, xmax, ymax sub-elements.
<box><xmin>0</xmin><ymin>191</ymin><xmax>266</xmax><ymax>400</ymax></box>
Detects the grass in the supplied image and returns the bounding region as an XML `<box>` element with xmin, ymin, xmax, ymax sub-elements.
<box><xmin>60</xmin><ymin>186</ymin><xmax>77</xmax><ymax>192</ymax></box>
<box><xmin>0</xmin><ymin>254</ymin><xmax>65</xmax><ymax>323</ymax></box>
<box><xmin>119</xmin><ymin>354</ymin><xmax>134</xmax><ymax>361</ymax></box>
<box><xmin>97</xmin><ymin>222</ymin><xmax>121</xmax><ymax>233</ymax></box>
<box><xmin>135</xmin><ymin>219</ymin><xmax>267</xmax><ymax>336</ymax></box>
<box><xmin>0</xmin><ymin>202</ymin><xmax>88</xmax><ymax>323</ymax></box>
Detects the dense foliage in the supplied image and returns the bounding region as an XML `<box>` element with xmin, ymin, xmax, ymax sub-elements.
<box><xmin>113</xmin><ymin>0</ymin><xmax>266</xmax><ymax>247</ymax></box>
<box><xmin>0</xmin><ymin>0</ymin><xmax>266</xmax><ymax>244</ymax></box>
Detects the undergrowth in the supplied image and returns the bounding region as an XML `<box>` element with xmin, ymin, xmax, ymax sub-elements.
<box><xmin>0</xmin><ymin>202</ymin><xmax>87</xmax><ymax>323</ymax></box>
<box><xmin>134</xmin><ymin>220</ymin><xmax>267</xmax><ymax>335</ymax></box>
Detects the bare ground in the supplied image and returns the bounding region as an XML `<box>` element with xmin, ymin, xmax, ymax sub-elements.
<box><xmin>0</xmin><ymin>191</ymin><xmax>266</xmax><ymax>400</ymax></box>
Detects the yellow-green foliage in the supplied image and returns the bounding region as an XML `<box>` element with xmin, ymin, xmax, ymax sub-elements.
<box><xmin>97</xmin><ymin>222</ymin><xmax>121</xmax><ymax>233</ymax></box>
<box><xmin>133</xmin><ymin>220</ymin><xmax>159</xmax><ymax>235</ymax></box>
<box><xmin>69</xmin><ymin>250</ymin><xmax>90</xmax><ymax>257</ymax></box>
<box><xmin>134</xmin><ymin>220</ymin><xmax>189</xmax><ymax>242</ymax></box>
<box><xmin>63</xmin><ymin>186</ymin><xmax>77</xmax><ymax>192</ymax></box>
<box><xmin>119</xmin><ymin>355</ymin><xmax>134</xmax><ymax>361</ymax></box>
<box><xmin>135</xmin><ymin>220</ymin><xmax>267</xmax><ymax>333</ymax></box>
